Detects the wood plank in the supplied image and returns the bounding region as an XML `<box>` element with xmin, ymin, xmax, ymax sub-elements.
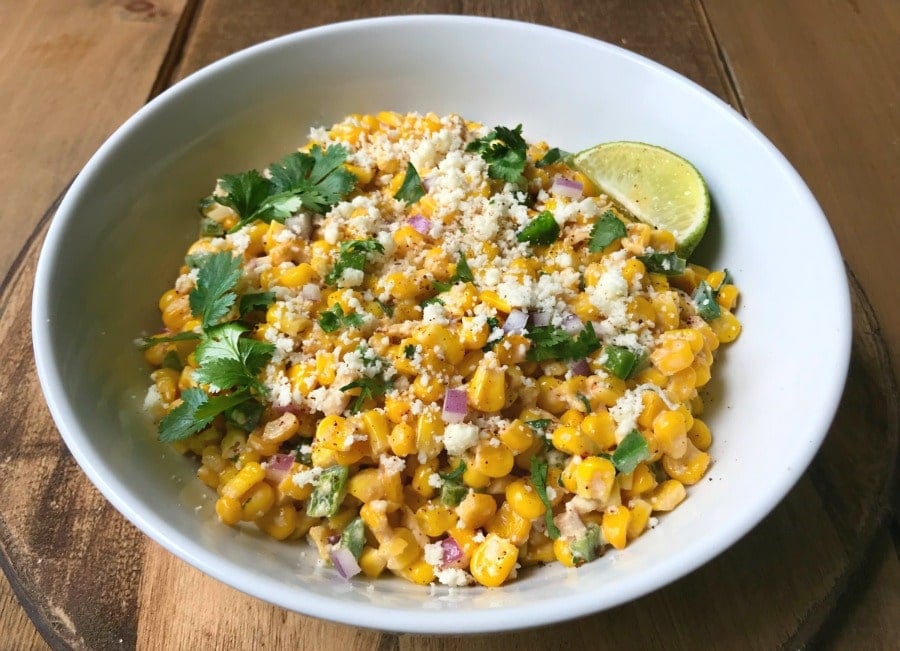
<box><xmin>0</xmin><ymin>1</ymin><xmax>189</xmax><ymax>647</ymax></box>
<box><xmin>701</xmin><ymin>0</ymin><xmax>900</xmax><ymax>374</ymax></box>
<box><xmin>0</xmin><ymin>0</ymin><xmax>189</xmax><ymax>283</ymax></box>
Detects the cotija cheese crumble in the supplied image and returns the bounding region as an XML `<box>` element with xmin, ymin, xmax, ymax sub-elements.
<box><xmin>140</xmin><ymin>111</ymin><xmax>742</xmax><ymax>588</ymax></box>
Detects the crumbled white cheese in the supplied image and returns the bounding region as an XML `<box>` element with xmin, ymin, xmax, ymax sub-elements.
<box><xmin>442</xmin><ymin>423</ymin><xmax>480</xmax><ymax>457</ymax></box>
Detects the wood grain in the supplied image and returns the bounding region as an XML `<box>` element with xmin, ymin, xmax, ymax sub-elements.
<box><xmin>0</xmin><ymin>2</ymin><xmax>190</xmax><ymax>645</ymax></box>
<box><xmin>0</xmin><ymin>1</ymin><xmax>898</xmax><ymax>649</ymax></box>
<box><xmin>701</xmin><ymin>0</ymin><xmax>900</xmax><ymax>373</ymax></box>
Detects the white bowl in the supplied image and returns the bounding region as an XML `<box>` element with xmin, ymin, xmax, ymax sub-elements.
<box><xmin>32</xmin><ymin>15</ymin><xmax>851</xmax><ymax>633</ymax></box>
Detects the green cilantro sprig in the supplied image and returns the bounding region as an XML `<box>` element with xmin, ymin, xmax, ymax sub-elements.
<box><xmin>325</xmin><ymin>238</ymin><xmax>384</xmax><ymax>286</ymax></box>
<box><xmin>535</xmin><ymin>147</ymin><xmax>567</xmax><ymax>168</ymax></box>
<box><xmin>192</xmin><ymin>322</ymin><xmax>274</xmax><ymax>394</ymax></box>
<box><xmin>439</xmin><ymin>461</ymin><xmax>469</xmax><ymax>507</ymax></box>
<box><xmin>340</xmin><ymin>374</ymin><xmax>393</xmax><ymax>414</ymax></box>
<box><xmin>318</xmin><ymin>303</ymin><xmax>364</xmax><ymax>333</ymax></box>
<box><xmin>588</xmin><ymin>211</ymin><xmax>627</xmax><ymax>252</ymax></box>
<box><xmin>209</xmin><ymin>144</ymin><xmax>356</xmax><ymax>232</ymax></box>
<box><xmin>530</xmin><ymin>457</ymin><xmax>560</xmax><ymax>540</ymax></box>
<box><xmin>394</xmin><ymin>162</ymin><xmax>426</xmax><ymax>203</ymax></box>
<box><xmin>158</xmin><ymin>388</ymin><xmax>252</xmax><ymax>443</ymax></box>
<box><xmin>189</xmin><ymin>251</ymin><xmax>243</xmax><ymax>329</ymax></box>
<box><xmin>466</xmin><ymin>124</ymin><xmax>528</xmax><ymax>185</ymax></box>
<box><xmin>525</xmin><ymin>322</ymin><xmax>601</xmax><ymax>362</ymax></box>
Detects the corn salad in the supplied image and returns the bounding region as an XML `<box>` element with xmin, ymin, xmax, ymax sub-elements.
<box><xmin>142</xmin><ymin>111</ymin><xmax>741</xmax><ymax>588</ymax></box>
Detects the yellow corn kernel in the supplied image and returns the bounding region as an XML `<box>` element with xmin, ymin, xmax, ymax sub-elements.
<box><xmin>662</xmin><ymin>442</ymin><xmax>711</xmax><ymax>485</ymax></box>
<box><xmin>651</xmin><ymin>338</ymin><xmax>695</xmax><ymax>376</ymax></box>
<box><xmin>398</xmin><ymin>558</ymin><xmax>436</xmax><ymax>585</ymax></box>
<box><xmin>308</xmin><ymin>239</ymin><xmax>335</xmax><ymax>276</ymax></box>
<box><xmin>652</xmin><ymin>409</ymin><xmax>688</xmax><ymax>459</ymax></box>
<box><xmin>536</xmin><ymin>377</ymin><xmax>569</xmax><ymax>415</ymax></box>
<box><xmin>381</xmin><ymin>271</ymin><xmax>419</xmax><ymax>300</ymax></box>
<box><xmin>256</xmin><ymin>503</ymin><xmax>298</xmax><ymax>540</ymax></box>
<box><xmin>359</xmin><ymin>546</ymin><xmax>387</xmax><ymax>578</ymax></box>
<box><xmin>486</xmin><ymin>501</ymin><xmax>531</xmax><ymax>545</ymax></box>
<box><xmin>580</xmin><ymin>411</ymin><xmax>617</xmax><ymax>450</ymax></box>
<box><xmin>457</xmin><ymin>492</ymin><xmax>497</xmax><ymax>529</ymax></box>
<box><xmin>221</xmin><ymin>461</ymin><xmax>265</xmax><ymax>500</ymax></box>
<box><xmin>552</xmin><ymin>537</ymin><xmax>577</xmax><ymax>568</ymax></box>
<box><xmin>414</xmin><ymin>324</ymin><xmax>464</xmax><ymax>366</ymax></box>
<box><xmin>625</xmin><ymin>498</ymin><xmax>652</xmax><ymax>539</ymax></box>
<box><xmin>647</xmin><ymin>479</ymin><xmax>687</xmax><ymax>511</ymax></box>
<box><xmin>717</xmin><ymin>284</ymin><xmax>739</xmax><ymax>310</ymax></box>
<box><xmin>571</xmin><ymin>292</ymin><xmax>601</xmax><ymax>321</ymax></box>
<box><xmin>560</xmin><ymin>408</ymin><xmax>585</xmax><ymax>428</ymax></box>
<box><xmin>462</xmin><ymin>462</ymin><xmax>491</xmax><ymax>489</ymax></box>
<box><xmin>345</xmin><ymin>163</ymin><xmax>374</xmax><ymax>186</ymax></box>
<box><xmin>505</xmin><ymin>479</ymin><xmax>546</xmax><ymax>520</ymax></box>
<box><xmin>586</xmin><ymin>374</ymin><xmax>627</xmax><ymax>408</ymax></box>
<box><xmin>392</xmin><ymin>224</ymin><xmax>427</xmax><ymax>255</ymax></box>
<box><xmin>711</xmin><ymin>310</ymin><xmax>742</xmax><ymax>343</ymax></box>
<box><xmin>551</xmin><ymin>425</ymin><xmax>598</xmax><ymax>457</ymax></box>
<box><xmin>468</xmin><ymin>363</ymin><xmax>506</xmax><ymax>412</ymax></box>
<box><xmin>347</xmin><ymin>468</ymin><xmax>383</xmax><ymax>503</ymax></box>
<box><xmin>415</xmin><ymin>502</ymin><xmax>458</xmax><ymax>537</ymax></box>
<box><xmin>151</xmin><ymin>368</ymin><xmax>180</xmax><ymax>404</ymax></box>
<box><xmin>215</xmin><ymin>496</ymin><xmax>242</xmax><ymax>525</ymax></box>
<box><xmin>161</xmin><ymin>294</ymin><xmax>191</xmax><ymax>331</ymax></box>
<box><xmin>688</xmin><ymin>418</ymin><xmax>712</xmax><ymax>451</ymax></box>
<box><xmin>693</xmin><ymin>359</ymin><xmax>712</xmax><ymax>387</ymax></box>
<box><xmin>197</xmin><ymin>465</ymin><xmax>219</xmax><ymax>489</ymax></box>
<box><xmin>277</xmin><ymin>465</ymin><xmax>312</xmax><ymax>502</ymax></box>
<box><xmin>621</xmin><ymin>258</ymin><xmax>646</xmax><ymax>285</ymax></box>
<box><xmin>383</xmin><ymin>527</ymin><xmax>422</xmax><ymax>570</ymax></box>
<box><xmin>573</xmin><ymin>456</ymin><xmax>617</xmax><ymax>501</ymax></box>
<box><xmin>666</xmin><ymin>366</ymin><xmax>697</xmax><ymax>402</ymax></box>
<box><xmin>602</xmin><ymin>506</ymin><xmax>631</xmax><ymax>550</ymax></box>
<box><xmin>499</xmin><ymin>419</ymin><xmax>535</xmax><ymax>454</ymax></box>
<box><xmin>316</xmin><ymin>414</ymin><xmax>355</xmax><ymax>452</ymax></box>
<box><xmin>459</xmin><ymin>316</ymin><xmax>489</xmax><ymax>350</ymax></box>
<box><xmin>389</xmin><ymin>422</ymin><xmax>417</xmax><ymax>457</ymax></box>
<box><xmin>473</xmin><ymin>441</ymin><xmax>514</xmax><ymax>478</ymax></box>
<box><xmin>384</xmin><ymin>396</ymin><xmax>411</xmax><ymax>424</ymax></box>
<box><xmin>361</xmin><ymin>410</ymin><xmax>390</xmax><ymax>456</ymax></box>
<box><xmin>412</xmin><ymin>371</ymin><xmax>444</xmax><ymax>402</ymax></box>
<box><xmin>287</xmin><ymin>360</ymin><xmax>317</xmax><ymax>396</ymax></box>
<box><xmin>415</xmin><ymin>409</ymin><xmax>444</xmax><ymax>460</ymax></box>
<box><xmin>240</xmin><ymin>481</ymin><xmax>275</xmax><ymax>520</ymax></box>
<box><xmin>629</xmin><ymin>462</ymin><xmax>658</xmax><ymax>495</ymax></box>
<box><xmin>479</xmin><ymin>289</ymin><xmax>511</xmax><ymax>313</ymax></box>
<box><xmin>411</xmin><ymin>459</ymin><xmax>439</xmax><ymax>498</ymax></box>
<box><xmin>471</xmin><ymin>534</ymin><xmax>519</xmax><ymax>587</ymax></box>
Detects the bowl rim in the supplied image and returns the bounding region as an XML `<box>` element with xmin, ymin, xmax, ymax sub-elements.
<box><xmin>31</xmin><ymin>13</ymin><xmax>852</xmax><ymax>634</ymax></box>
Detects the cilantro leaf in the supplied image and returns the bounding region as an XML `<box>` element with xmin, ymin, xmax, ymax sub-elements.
<box><xmin>611</xmin><ymin>429</ymin><xmax>650</xmax><ymax>474</ymax></box>
<box><xmin>340</xmin><ymin>375</ymin><xmax>392</xmax><ymax>414</ymax></box>
<box><xmin>193</xmin><ymin>322</ymin><xmax>274</xmax><ymax>394</ymax></box>
<box><xmin>213</xmin><ymin>170</ymin><xmax>273</xmax><ymax>222</ymax></box>
<box><xmin>517</xmin><ymin>211</ymin><xmax>560</xmax><ymax>246</ymax></box>
<box><xmin>325</xmin><ymin>239</ymin><xmax>384</xmax><ymax>286</ymax></box>
<box><xmin>189</xmin><ymin>251</ymin><xmax>243</xmax><ymax>329</ymax></box>
<box><xmin>318</xmin><ymin>303</ymin><xmax>363</xmax><ymax>333</ymax></box>
<box><xmin>440</xmin><ymin>461</ymin><xmax>468</xmax><ymax>506</ymax></box>
<box><xmin>526</xmin><ymin>419</ymin><xmax>551</xmax><ymax>432</ymax></box>
<box><xmin>394</xmin><ymin>162</ymin><xmax>426</xmax><ymax>203</ymax></box>
<box><xmin>588</xmin><ymin>211</ymin><xmax>627</xmax><ymax>252</ymax></box>
<box><xmin>403</xmin><ymin>344</ymin><xmax>416</xmax><ymax>359</ymax></box>
<box><xmin>535</xmin><ymin>147</ymin><xmax>567</xmax><ymax>168</ymax></box>
<box><xmin>466</xmin><ymin>124</ymin><xmax>528</xmax><ymax>185</ymax></box>
<box><xmin>267</xmin><ymin>145</ymin><xmax>356</xmax><ymax>214</ymax></box>
<box><xmin>530</xmin><ymin>456</ymin><xmax>560</xmax><ymax>540</ymax></box>
<box><xmin>526</xmin><ymin>322</ymin><xmax>601</xmax><ymax>362</ymax></box>
<box><xmin>239</xmin><ymin>291</ymin><xmax>275</xmax><ymax>316</ymax></box>
<box><xmin>158</xmin><ymin>388</ymin><xmax>250</xmax><ymax>442</ymax></box>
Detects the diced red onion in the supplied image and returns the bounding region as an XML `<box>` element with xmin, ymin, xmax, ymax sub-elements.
<box><xmin>326</xmin><ymin>534</ymin><xmax>341</xmax><ymax>545</ymax></box>
<box><xmin>422</xmin><ymin>175</ymin><xmax>435</xmax><ymax>192</ymax></box>
<box><xmin>273</xmin><ymin>403</ymin><xmax>303</xmax><ymax>416</ymax></box>
<box><xmin>408</xmin><ymin>213</ymin><xmax>432</xmax><ymax>235</ymax></box>
<box><xmin>440</xmin><ymin>536</ymin><xmax>464</xmax><ymax>569</ymax></box>
<box><xmin>442</xmin><ymin>388</ymin><xmax>468</xmax><ymax>423</ymax></box>
<box><xmin>562</xmin><ymin>313</ymin><xmax>583</xmax><ymax>335</ymax></box>
<box><xmin>570</xmin><ymin>359</ymin><xmax>591</xmax><ymax>377</ymax></box>
<box><xmin>550</xmin><ymin>176</ymin><xmax>584</xmax><ymax>200</ymax></box>
<box><xmin>301</xmin><ymin>283</ymin><xmax>321</xmax><ymax>301</ymax></box>
<box><xmin>330</xmin><ymin>546</ymin><xmax>361</xmax><ymax>580</ymax></box>
<box><xmin>529</xmin><ymin>310</ymin><xmax>551</xmax><ymax>327</ymax></box>
<box><xmin>264</xmin><ymin>452</ymin><xmax>295</xmax><ymax>483</ymax></box>
<box><xmin>503</xmin><ymin>309</ymin><xmax>529</xmax><ymax>334</ymax></box>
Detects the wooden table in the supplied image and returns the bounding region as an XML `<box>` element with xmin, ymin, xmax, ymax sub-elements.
<box><xmin>1</xmin><ymin>2</ymin><xmax>897</xmax><ymax>649</ymax></box>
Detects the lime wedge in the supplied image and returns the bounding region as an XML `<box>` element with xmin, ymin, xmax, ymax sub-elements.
<box><xmin>570</xmin><ymin>142</ymin><xmax>710</xmax><ymax>258</ymax></box>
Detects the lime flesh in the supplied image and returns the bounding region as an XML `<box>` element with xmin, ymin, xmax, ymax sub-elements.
<box><xmin>571</xmin><ymin>141</ymin><xmax>710</xmax><ymax>258</ymax></box>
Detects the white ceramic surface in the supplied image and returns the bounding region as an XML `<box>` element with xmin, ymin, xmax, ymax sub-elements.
<box><xmin>32</xmin><ymin>15</ymin><xmax>851</xmax><ymax>634</ymax></box>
